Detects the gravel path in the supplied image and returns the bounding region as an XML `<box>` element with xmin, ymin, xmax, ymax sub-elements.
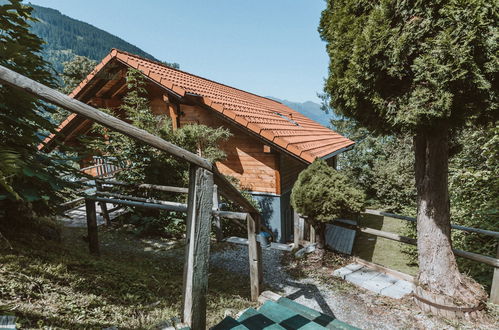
<box><xmin>210</xmin><ymin>244</ymin><xmax>495</xmax><ymax>330</ymax></box>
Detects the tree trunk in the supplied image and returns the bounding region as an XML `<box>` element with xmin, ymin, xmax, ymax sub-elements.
<box><xmin>414</xmin><ymin>126</ymin><xmax>486</xmax><ymax>311</ymax></box>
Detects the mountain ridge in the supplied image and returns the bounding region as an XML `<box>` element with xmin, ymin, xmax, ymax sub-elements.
<box><xmin>28</xmin><ymin>4</ymin><xmax>160</xmax><ymax>72</ymax></box>
<box><xmin>268</xmin><ymin>97</ymin><xmax>336</xmax><ymax>127</ymax></box>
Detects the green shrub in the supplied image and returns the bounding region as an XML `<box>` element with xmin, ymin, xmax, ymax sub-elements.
<box><xmin>291</xmin><ymin>159</ymin><xmax>365</xmax><ymax>248</ymax></box>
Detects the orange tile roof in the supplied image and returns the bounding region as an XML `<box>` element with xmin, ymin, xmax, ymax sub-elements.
<box><xmin>47</xmin><ymin>49</ymin><xmax>354</xmax><ymax>162</ymax></box>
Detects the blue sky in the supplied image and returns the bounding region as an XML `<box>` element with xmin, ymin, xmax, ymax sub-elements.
<box><xmin>27</xmin><ymin>0</ymin><xmax>329</xmax><ymax>103</ymax></box>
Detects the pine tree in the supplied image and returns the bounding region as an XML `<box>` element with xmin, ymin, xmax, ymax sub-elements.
<box><xmin>319</xmin><ymin>0</ymin><xmax>497</xmax><ymax>310</ymax></box>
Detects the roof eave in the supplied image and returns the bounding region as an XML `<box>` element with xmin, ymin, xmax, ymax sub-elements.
<box><xmin>319</xmin><ymin>143</ymin><xmax>356</xmax><ymax>160</ymax></box>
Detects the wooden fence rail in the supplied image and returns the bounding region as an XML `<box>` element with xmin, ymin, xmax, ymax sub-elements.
<box><xmin>294</xmin><ymin>210</ymin><xmax>499</xmax><ymax>304</ymax></box>
<box><xmin>364</xmin><ymin>209</ymin><xmax>499</xmax><ymax>239</ymax></box>
<box><xmin>0</xmin><ymin>64</ymin><xmax>262</xmax><ymax>329</ymax></box>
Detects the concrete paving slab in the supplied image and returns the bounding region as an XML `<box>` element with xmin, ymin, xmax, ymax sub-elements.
<box><xmin>332</xmin><ymin>263</ymin><xmax>364</xmax><ymax>279</ymax></box>
<box><xmin>380</xmin><ymin>282</ymin><xmax>413</xmax><ymax>299</ymax></box>
<box><xmin>394</xmin><ymin>279</ymin><xmax>414</xmax><ymax>292</ymax></box>
<box><xmin>344</xmin><ymin>267</ymin><xmax>379</xmax><ymax>285</ymax></box>
<box><xmin>333</xmin><ymin>263</ymin><xmax>414</xmax><ymax>299</ymax></box>
<box><xmin>358</xmin><ymin>273</ymin><xmax>396</xmax><ymax>293</ymax></box>
<box><xmin>333</xmin><ymin>267</ymin><xmax>354</xmax><ymax>279</ymax></box>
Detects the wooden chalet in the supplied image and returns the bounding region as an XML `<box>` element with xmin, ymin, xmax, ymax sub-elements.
<box><xmin>43</xmin><ymin>49</ymin><xmax>354</xmax><ymax>242</ymax></box>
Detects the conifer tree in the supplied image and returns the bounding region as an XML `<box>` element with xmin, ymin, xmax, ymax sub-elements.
<box><xmin>291</xmin><ymin>159</ymin><xmax>365</xmax><ymax>249</ymax></box>
<box><xmin>0</xmin><ymin>0</ymin><xmax>72</xmax><ymax>219</ymax></box>
<box><xmin>319</xmin><ymin>0</ymin><xmax>497</xmax><ymax>308</ymax></box>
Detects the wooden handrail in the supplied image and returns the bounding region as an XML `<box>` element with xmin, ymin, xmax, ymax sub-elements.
<box><xmin>364</xmin><ymin>209</ymin><xmax>499</xmax><ymax>239</ymax></box>
<box><xmin>97</xmin><ymin>179</ymin><xmax>189</xmax><ymax>194</ymax></box>
<box><xmin>352</xmin><ymin>225</ymin><xmax>499</xmax><ymax>268</ymax></box>
<box><xmin>91</xmin><ymin>192</ymin><xmax>249</xmax><ymax>221</ymax></box>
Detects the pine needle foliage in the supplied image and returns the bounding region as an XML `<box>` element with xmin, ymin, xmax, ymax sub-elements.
<box><xmin>291</xmin><ymin>159</ymin><xmax>365</xmax><ymax>222</ymax></box>
<box><xmin>319</xmin><ymin>0</ymin><xmax>498</xmax><ymax>134</ymax></box>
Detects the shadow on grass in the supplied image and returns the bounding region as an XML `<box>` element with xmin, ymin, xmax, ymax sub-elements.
<box><xmin>352</xmin><ymin>213</ymin><xmax>384</xmax><ymax>262</ymax></box>
<box><xmin>0</xmin><ymin>226</ymin><xmax>255</xmax><ymax>329</ymax></box>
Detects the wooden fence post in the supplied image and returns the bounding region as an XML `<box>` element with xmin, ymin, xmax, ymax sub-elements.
<box><xmin>247</xmin><ymin>213</ymin><xmax>262</xmax><ymax>301</ymax></box>
<box><xmin>490</xmin><ymin>244</ymin><xmax>499</xmax><ymax>304</ymax></box>
<box><xmin>182</xmin><ymin>165</ymin><xmax>214</xmax><ymax>329</ymax></box>
<box><xmin>95</xmin><ymin>181</ymin><xmax>111</xmax><ymax>226</ymax></box>
<box><xmin>85</xmin><ymin>198</ymin><xmax>99</xmax><ymax>256</ymax></box>
<box><xmin>293</xmin><ymin>211</ymin><xmax>301</xmax><ymax>248</ymax></box>
<box><xmin>309</xmin><ymin>222</ymin><xmax>316</xmax><ymax>244</ymax></box>
<box><xmin>213</xmin><ymin>184</ymin><xmax>223</xmax><ymax>242</ymax></box>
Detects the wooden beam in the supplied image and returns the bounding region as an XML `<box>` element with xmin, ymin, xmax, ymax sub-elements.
<box><xmin>88</xmin><ymin>97</ymin><xmax>122</xmax><ymax>109</ymax></box>
<box><xmin>309</xmin><ymin>224</ymin><xmax>316</xmax><ymax>244</ymax></box>
<box><xmin>0</xmin><ymin>64</ymin><xmax>213</xmax><ymax>171</ymax></box>
<box><xmin>91</xmin><ymin>194</ymin><xmax>248</xmax><ymax>221</ymax></box>
<box><xmin>182</xmin><ymin>166</ymin><xmax>214</xmax><ymax>329</ymax></box>
<box><xmin>95</xmin><ymin>192</ymin><xmax>187</xmax><ymax>210</ymax></box>
<box><xmin>293</xmin><ymin>211</ymin><xmax>301</xmax><ymax>248</ymax></box>
<box><xmin>489</xmin><ymin>245</ymin><xmax>499</xmax><ymax>304</ymax></box>
<box><xmin>95</xmin><ymin>182</ymin><xmax>111</xmax><ymax>226</ymax></box>
<box><xmin>213</xmin><ymin>167</ymin><xmax>259</xmax><ymax>214</ymax></box>
<box><xmin>85</xmin><ymin>199</ymin><xmax>99</xmax><ymax>256</ymax></box>
<box><xmin>247</xmin><ymin>213</ymin><xmax>262</xmax><ymax>301</ymax></box>
<box><xmin>364</xmin><ymin>209</ymin><xmax>499</xmax><ymax>239</ymax></box>
<box><xmin>165</xmin><ymin>94</ymin><xmax>180</xmax><ymax>130</ymax></box>
<box><xmin>103</xmin><ymin>77</ymin><xmax>126</xmax><ymax>99</ymax></box>
<box><xmin>352</xmin><ymin>225</ymin><xmax>499</xmax><ymax>268</ymax></box>
<box><xmin>110</xmin><ymin>82</ymin><xmax>128</xmax><ymax>99</ymax></box>
<box><xmin>97</xmin><ymin>179</ymin><xmax>189</xmax><ymax>194</ymax></box>
<box><xmin>213</xmin><ymin>184</ymin><xmax>223</xmax><ymax>242</ymax></box>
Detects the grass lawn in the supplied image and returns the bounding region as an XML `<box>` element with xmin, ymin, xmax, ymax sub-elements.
<box><xmin>0</xmin><ymin>225</ymin><xmax>256</xmax><ymax>329</ymax></box>
<box><xmin>352</xmin><ymin>213</ymin><xmax>418</xmax><ymax>276</ymax></box>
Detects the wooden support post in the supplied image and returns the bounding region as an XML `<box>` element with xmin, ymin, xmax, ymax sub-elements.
<box><xmin>247</xmin><ymin>213</ymin><xmax>262</xmax><ymax>301</ymax></box>
<box><xmin>182</xmin><ymin>166</ymin><xmax>214</xmax><ymax>329</ymax></box>
<box><xmin>490</xmin><ymin>244</ymin><xmax>499</xmax><ymax>304</ymax></box>
<box><xmin>213</xmin><ymin>184</ymin><xmax>223</xmax><ymax>242</ymax></box>
<box><xmin>293</xmin><ymin>211</ymin><xmax>300</xmax><ymax>248</ymax></box>
<box><xmin>85</xmin><ymin>198</ymin><xmax>99</xmax><ymax>256</ymax></box>
<box><xmin>299</xmin><ymin>216</ymin><xmax>305</xmax><ymax>244</ymax></box>
<box><xmin>309</xmin><ymin>223</ymin><xmax>316</xmax><ymax>244</ymax></box>
<box><xmin>95</xmin><ymin>181</ymin><xmax>111</xmax><ymax>226</ymax></box>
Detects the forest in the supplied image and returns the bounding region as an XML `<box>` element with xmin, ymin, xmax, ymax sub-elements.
<box><xmin>27</xmin><ymin>4</ymin><xmax>175</xmax><ymax>73</ymax></box>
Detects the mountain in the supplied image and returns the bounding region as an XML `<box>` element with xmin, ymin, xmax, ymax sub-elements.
<box><xmin>267</xmin><ymin>97</ymin><xmax>337</xmax><ymax>127</ymax></box>
<box><xmin>27</xmin><ymin>4</ymin><xmax>161</xmax><ymax>73</ymax></box>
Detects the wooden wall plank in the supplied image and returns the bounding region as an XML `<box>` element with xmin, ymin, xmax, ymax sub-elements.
<box><xmin>180</xmin><ymin>104</ymin><xmax>280</xmax><ymax>194</ymax></box>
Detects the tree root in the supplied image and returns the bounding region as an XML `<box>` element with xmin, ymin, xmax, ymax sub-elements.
<box><xmin>415</xmin><ymin>273</ymin><xmax>488</xmax><ymax>320</ymax></box>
